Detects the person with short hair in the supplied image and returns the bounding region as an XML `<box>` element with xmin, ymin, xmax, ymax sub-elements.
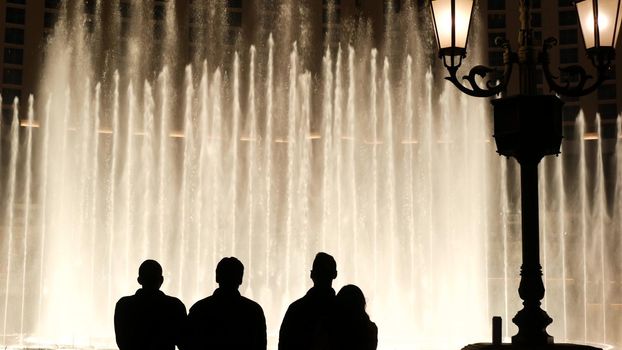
<box><xmin>114</xmin><ymin>259</ymin><xmax>187</xmax><ymax>350</ymax></box>
<box><xmin>278</xmin><ymin>252</ymin><xmax>338</xmax><ymax>350</ymax></box>
<box><xmin>187</xmin><ymin>257</ymin><xmax>267</xmax><ymax>350</ymax></box>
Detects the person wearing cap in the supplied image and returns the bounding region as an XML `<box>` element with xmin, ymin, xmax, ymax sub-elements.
<box><xmin>114</xmin><ymin>259</ymin><xmax>187</xmax><ymax>350</ymax></box>
<box><xmin>186</xmin><ymin>257</ymin><xmax>267</xmax><ymax>350</ymax></box>
<box><xmin>278</xmin><ymin>252</ymin><xmax>338</xmax><ymax>350</ymax></box>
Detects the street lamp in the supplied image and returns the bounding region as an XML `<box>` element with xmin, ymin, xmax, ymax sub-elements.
<box><xmin>430</xmin><ymin>0</ymin><xmax>474</xmax><ymax>68</ymax></box>
<box><xmin>429</xmin><ymin>0</ymin><xmax>620</xmax><ymax>348</ymax></box>
<box><xmin>576</xmin><ymin>0</ymin><xmax>622</xmax><ymax>51</ymax></box>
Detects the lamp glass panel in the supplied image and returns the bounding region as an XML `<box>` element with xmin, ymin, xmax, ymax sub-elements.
<box><xmin>432</xmin><ymin>0</ymin><xmax>454</xmax><ymax>49</ymax></box>
<box><xmin>576</xmin><ymin>0</ymin><xmax>597</xmax><ymax>48</ymax></box>
<box><xmin>596</xmin><ymin>0</ymin><xmax>622</xmax><ymax>46</ymax></box>
<box><xmin>612</xmin><ymin>0</ymin><xmax>622</xmax><ymax>46</ymax></box>
<box><xmin>454</xmin><ymin>0</ymin><xmax>474</xmax><ymax>48</ymax></box>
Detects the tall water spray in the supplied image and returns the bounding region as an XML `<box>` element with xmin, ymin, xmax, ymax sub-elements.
<box><xmin>0</xmin><ymin>1</ymin><xmax>620</xmax><ymax>350</ymax></box>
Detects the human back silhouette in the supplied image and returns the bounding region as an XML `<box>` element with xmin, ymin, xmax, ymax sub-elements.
<box><xmin>186</xmin><ymin>257</ymin><xmax>267</xmax><ymax>350</ymax></box>
<box><xmin>114</xmin><ymin>259</ymin><xmax>187</xmax><ymax>350</ymax></box>
<box><xmin>333</xmin><ymin>284</ymin><xmax>378</xmax><ymax>350</ymax></box>
<box><xmin>278</xmin><ymin>252</ymin><xmax>338</xmax><ymax>350</ymax></box>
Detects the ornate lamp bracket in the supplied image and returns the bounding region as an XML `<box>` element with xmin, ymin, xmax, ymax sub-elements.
<box><xmin>443</xmin><ymin>38</ymin><xmax>516</xmax><ymax>98</ymax></box>
<box><xmin>541</xmin><ymin>37</ymin><xmax>614</xmax><ymax>97</ymax></box>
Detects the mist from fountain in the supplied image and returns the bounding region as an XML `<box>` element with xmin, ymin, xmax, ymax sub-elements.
<box><xmin>0</xmin><ymin>1</ymin><xmax>619</xmax><ymax>350</ymax></box>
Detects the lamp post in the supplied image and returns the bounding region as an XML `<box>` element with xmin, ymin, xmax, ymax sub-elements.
<box><xmin>430</xmin><ymin>0</ymin><xmax>621</xmax><ymax>348</ymax></box>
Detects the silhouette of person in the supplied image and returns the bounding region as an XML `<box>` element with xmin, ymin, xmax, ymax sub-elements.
<box><xmin>114</xmin><ymin>259</ymin><xmax>187</xmax><ymax>350</ymax></box>
<box><xmin>332</xmin><ymin>284</ymin><xmax>378</xmax><ymax>350</ymax></box>
<box><xmin>278</xmin><ymin>252</ymin><xmax>338</xmax><ymax>350</ymax></box>
<box><xmin>186</xmin><ymin>257</ymin><xmax>267</xmax><ymax>350</ymax></box>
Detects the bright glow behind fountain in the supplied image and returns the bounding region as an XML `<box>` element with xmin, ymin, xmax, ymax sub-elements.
<box><xmin>0</xmin><ymin>1</ymin><xmax>619</xmax><ymax>349</ymax></box>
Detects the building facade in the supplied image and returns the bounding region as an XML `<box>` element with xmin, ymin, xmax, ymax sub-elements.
<box><xmin>0</xmin><ymin>0</ymin><xmax>412</xmax><ymax>121</ymax></box>
<box><xmin>0</xmin><ymin>0</ymin><xmax>60</xmax><ymax>120</ymax></box>
<box><xmin>3</xmin><ymin>0</ymin><xmax>619</xmax><ymax>130</ymax></box>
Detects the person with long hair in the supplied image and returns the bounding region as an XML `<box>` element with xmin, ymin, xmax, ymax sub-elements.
<box><xmin>333</xmin><ymin>284</ymin><xmax>378</xmax><ymax>350</ymax></box>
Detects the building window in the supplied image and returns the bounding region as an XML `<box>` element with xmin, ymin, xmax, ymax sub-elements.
<box><xmin>153</xmin><ymin>5</ymin><xmax>165</xmax><ymax>20</ymax></box>
<box><xmin>561</xmin><ymin>70</ymin><xmax>580</xmax><ymax>83</ymax></box>
<box><xmin>488</xmin><ymin>32</ymin><xmax>505</xmax><ymax>47</ymax></box>
<box><xmin>6</xmin><ymin>7</ymin><xmax>26</xmax><ymax>25</ymax></box>
<box><xmin>488</xmin><ymin>51</ymin><xmax>504</xmax><ymax>66</ymax></box>
<box><xmin>559</xmin><ymin>29</ymin><xmax>578</xmax><ymax>44</ymax></box>
<box><xmin>488</xmin><ymin>14</ymin><xmax>506</xmax><ymax>29</ymax></box>
<box><xmin>563</xmin><ymin>105</ymin><xmax>580</xmax><ymax>121</ymax></box>
<box><xmin>535</xmin><ymin>69</ymin><xmax>543</xmax><ymax>84</ymax></box>
<box><xmin>44</xmin><ymin>12</ymin><xmax>58</xmax><ymax>28</ymax></box>
<box><xmin>3</xmin><ymin>68</ymin><xmax>22</xmax><ymax>85</ymax></box>
<box><xmin>120</xmin><ymin>2</ymin><xmax>131</xmax><ymax>18</ymax></box>
<box><xmin>559</xmin><ymin>0</ymin><xmax>574</xmax><ymax>7</ymax></box>
<box><xmin>559</xmin><ymin>48</ymin><xmax>578</xmax><ymax>63</ymax></box>
<box><xmin>2</xmin><ymin>109</ymin><xmax>13</xmax><ymax>122</ymax></box>
<box><xmin>228</xmin><ymin>0</ymin><xmax>243</xmax><ymax>8</ymax></box>
<box><xmin>5</xmin><ymin>28</ymin><xmax>24</xmax><ymax>45</ymax></box>
<box><xmin>563</xmin><ymin>95</ymin><xmax>579</xmax><ymax>102</ymax></box>
<box><xmin>84</xmin><ymin>0</ymin><xmax>96</xmax><ymax>14</ymax></box>
<box><xmin>152</xmin><ymin>23</ymin><xmax>163</xmax><ymax>40</ymax></box>
<box><xmin>488</xmin><ymin>0</ymin><xmax>505</xmax><ymax>10</ymax></box>
<box><xmin>2</xmin><ymin>88</ymin><xmax>21</xmax><ymax>104</ymax></box>
<box><xmin>46</xmin><ymin>0</ymin><xmax>61</xmax><ymax>9</ymax></box>
<box><xmin>598</xmin><ymin>84</ymin><xmax>617</xmax><ymax>100</ymax></box>
<box><xmin>85</xmin><ymin>17</ymin><xmax>95</xmax><ymax>33</ymax></box>
<box><xmin>559</xmin><ymin>11</ymin><xmax>578</xmax><ymax>26</ymax></box>
<box><xmin>598</xmin><ymin>104</ymin><xmax>618</xmax><ymax>119</ymax></box>
<box><xmin>531</xmin><ymin>13</ymin><xmax>542</xmax><ymax>27</ymax></box>
<box><xmin>4</xmin><ymin>48</ymin><xmax>23</xmax><ymax>65</ymax></box>
<box><xmin>533</xmin><ymin>31</ymin><xmax>542</xmax><ymax>45</ymax></box>
<box><xmin>227</xmin><ymin>12</ymin><xmax>242</xmax><ymax>27</ymax></box>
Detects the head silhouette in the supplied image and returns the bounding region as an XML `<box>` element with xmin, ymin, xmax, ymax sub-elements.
<box><xmin>216</xmin><ymin>257</ymin><xmax>244</xmax><ymax>290</ymax></box>
<box><xmin>310</xmin><ymin>252</ymin><xmax>337</xmax><ymax>288</ymax></box>
<box><xmin>336</xmin><ymin>284</ymin><xmax>367</xmax><ymax>316</ymax></box>
<box><xmin>137</xmin><ymin>259</ymin><xmax>164</xmax><ymax>291</ymax></box>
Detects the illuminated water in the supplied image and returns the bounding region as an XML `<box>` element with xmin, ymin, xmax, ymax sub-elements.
<box><xmin>0</xmin><ymin>1</ymin><xmax>620</xmax><ymax>350</ymax></box>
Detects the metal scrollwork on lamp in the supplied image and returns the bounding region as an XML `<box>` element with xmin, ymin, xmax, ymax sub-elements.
<box><xmin>541</xmin><ymin>0</ymin><xmax>620</xmax><ymax>96</ymax></box>
<box><xmin>430</xmin><ymin>0</ymin><xmax>515</xmax><ymax>97</ymax></box>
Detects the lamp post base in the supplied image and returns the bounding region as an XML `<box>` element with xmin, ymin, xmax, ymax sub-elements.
<box><xmin>511</xmin><ymin>305</ymin><xmax>554</xmax><ymax>345</ymax></box>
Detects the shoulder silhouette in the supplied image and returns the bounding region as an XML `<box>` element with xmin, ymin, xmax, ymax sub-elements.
<box><xmin>114</xmin><ymin>259</ymin><xmax>187</xmax><ymax>350</ymax></box>
<box><xmin>278</xmin><ymin>252</ymin><xmax>338</xmax><ymax>350</ymax></box>
<box><xmin>187</xmin><ymin>256</ymin><xmax>267</xmax><ymax>350</ymax></box>
<box><xmin>333</xmin><ymin>284</ymin><xmax>378</xmax><ymax>350</ymax></box>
